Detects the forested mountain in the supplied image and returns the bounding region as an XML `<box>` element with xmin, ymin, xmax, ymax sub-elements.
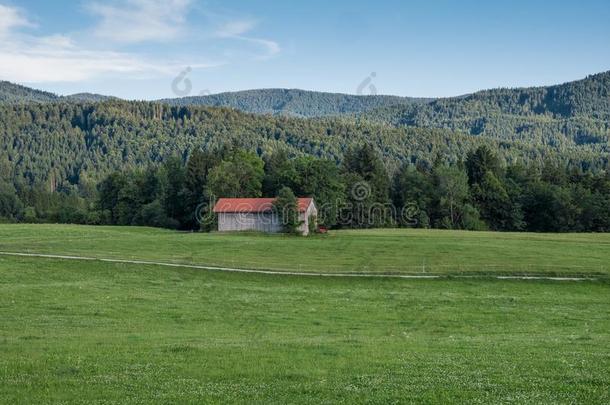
<box><xmin>364</xmin><ymin>71</ymin><xmax>610</xmax><ymax>148</ymax></box>
<box><xmin>0</xmin><ymin>82</ymin><xmax>114</xmax><ymax>104</ymax></box>
<box><xmin>0</xmin><ymin>81</ymin><xmax>58</xmax><ymax>103</ymax></box>
<box><xmin>1</xmin><ymin>100</ymin><xmax>607</xmax><ymax>193</ymax></box>
<box><xmin>160</xmin><ymin>88</ymin><xmax>430</xmax><ymax>117</ymax></box>
<box><xmin>64</xmin><ymin>93</ymin><xmax>116</xmax><ymax>103</ymax></box>
<box><xmin>156</xmin><ymin>72</ymin><xmax>610</xmax><ymax>156</ymax></box>
<box><xmin>159</xmin><ymin>72</ymin><xmax>610</xmax><ymax>132</ymax></box>
<box><xmin>0</xmin><ymin>72</ymin><xmax>609</xmax><ymax>191</ymax></box>
<box><xmin>1</xmin><ymin>76</ymin><xmax>609</xmax><ymax>233</ymax></box>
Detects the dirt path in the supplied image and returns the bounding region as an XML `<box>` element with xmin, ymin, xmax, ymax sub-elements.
<box><xmin>0</xmin><ymin>251</ymin><xmax>599</xmax><ymax>281</ymax></box>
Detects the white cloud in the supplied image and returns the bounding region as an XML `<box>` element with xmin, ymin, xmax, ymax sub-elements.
<box><xmin>0</xmin><ymin>3</ymin><xmax>216</xmax><ymax>83</ymax></box>
<box><xmin>0</xmin><ymin>2</ymin><xmax>278</xmax><ymax>84</ymax></box>
<box><xmin>215</xmin><ymin>19</ymin><xmax>280</xmax><ymax>59</ymax></box>
<box><xmin>0</xmin><ymin>42</ymin><xmax>213</xmax><ymax>83</ymax></box>
<box><xmin>244</xmin><ymin>38</ymin><xmax>281</xmax><ymax>59</ymax></box>
<box><xmin>88</xmin><ymin>0</ymin><xmax>193</xmax><ymax>43</ymax></box>
<box><xmin>0</xmin><ymin>4</ymin><xmax>33</xmax><ymax>36</ymax></box>
<box><xmin>37</xmin><ymin>34</ymin><xmax>76</xmax><ymax>49</ymax></box>
<box><xmin>216</xmin><ymin>20</ymin><xmax>257</xmax><ymax>38</ymax></box>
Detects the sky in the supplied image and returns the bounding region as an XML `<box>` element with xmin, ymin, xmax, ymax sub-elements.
<box><xmin>1</xmin><ymin>0</ymin><xmax>609</xmax><ymax>99</ymax></box>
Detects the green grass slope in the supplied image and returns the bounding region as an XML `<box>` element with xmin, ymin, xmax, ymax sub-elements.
<box><xmin>1</xmin><ymin>225</ymin><xmax>610</xmax><ymax>276</ymax></box>
<box><xmin>1</xmin><ymin>256</ymin><xmax>609</xmax><ymax>403</ymax></box>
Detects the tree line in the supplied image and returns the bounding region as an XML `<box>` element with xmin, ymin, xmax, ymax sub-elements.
<box><xmin>1</xmin><ymin>100</ymin><xmax>608</xmax><ymax>196</ymax></box>
<box><xmin>2</xmin><ymin>144</ymin><xmax>609</xmax><ymax>232</ymax></box>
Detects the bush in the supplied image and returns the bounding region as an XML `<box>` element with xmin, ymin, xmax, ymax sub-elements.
<box><xmin>23</xmin><ymin>206</ymin><xmax>38</xmax><ymax>223</ymax></box>
<box><xmin>462</xmin><ymin>204</ymin><xmax>488</xmax><ymax>231</ymax></box>
<box><xmin>0</xmin><ymin>185</ymin><xmax>23</xmax><ymax>221</ymax></box>
<box><xmin>140</xmin><ymin>200</ymin><xmax>170</xmax><ymax>228</ymax></box>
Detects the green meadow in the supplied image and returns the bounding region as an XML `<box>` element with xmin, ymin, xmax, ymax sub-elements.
<box><xmin>1</xmin><ymin>225</ymin><xmax>609</xmax><ymax>403</ymax></box>
<box><xmin>1</xmin><ymin>224</ymin><xmax>610</xmax><ymax>276</ymax></box>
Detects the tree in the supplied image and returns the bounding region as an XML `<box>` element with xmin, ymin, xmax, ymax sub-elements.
<box><xmin>342</xmin><ymin>145</ymin><xmax>391</xmax><ymax>228</ymax></box>
<box><xmin>97</xmin><ymin>172</ymin><xmax>128</xmax><ymax>224</ymax></box>
<box><xmin>207</xmin><ymin>150</ymin><xmax>264</xmax><ymax>198</ymax></box>
<box><xmin>140</xmin><ymin>200</ymin><xmax>170</xmax><ymax>228</ymax></box>
<box><xmin>116</xmin><ymin>177</ymin><xmax>143</xmax><ymax>226</ymax></box>
<box><xmin>139</xmin><ymin>166</ymin><xmax>164</xmax><ymax>204</ymax></box>
<box><xmin>434</xmin><ymin>165</ymin><xmax>485</xmax><ymax>230</ymax></box>
<box><xmin>392</xmin><ymin>165</ymin><xmax>434</xmax><ymax>228</ymax></box>
<box><xmin>263</xmin><ymin>149</ymin><xmax>299</xmax><ymax>196</ymax></box>
<box><xmin>293</xmin><ymin>156</ymin><xmax>345</xmax><ymax>227</ymax></box>
<box><xmin>342</xmin><ymin>144</ymin><xmax>390</xmax><ymax>203</ymax></box>
<box><xmin>466</xmin><ymin>146</ymin><xmax>502</xmax><ymax>185</ymax></box>
<box><xmin>273</xmin><ymin>187</ymin><xmax>302</xmax><ymax>234</ymax></box>
<box><xmin>0</xmin><ymin>158</ymin><xmax>12</xmax><ymax>183</ymax></box>
<box><xmin>0</xmin><ymin>182</ymin><xmax>23</xmax><ymax>221</ymax></box>
<box><xmin>521</xmin><ymin>181</ymin><xmax>579</xmax><ymax>232</ymax></box>
<box><xmin>465</xmin><ymin>146</ymin><xmax>523</xmax><ymax>231</ymax></box>
<box><xmin>579</xmin><ymin>189</ymin><xmax>610</xmax><ymax>232</ymax></box>
<box><xmin>470</xmin><ymin>171</ymin><xmax>523</xmax><ymax>231</ymax></box>
<box><xmin>183</xmin><ymin>149</ymin><xmax>219</xmax><ymax>229</ymax></box>
<box><xmin>160</xmin><ymin>157</ymin><xmax>187</xmax><ymax>227</ymax></box>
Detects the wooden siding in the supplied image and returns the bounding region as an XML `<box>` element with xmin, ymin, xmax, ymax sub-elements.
<box><xmin>218</xmin><ymin>212</ymin><xmax>281</xmax><ymax>233</ymax></box>
<box><xmin>218</xmin><ymin>201</ymin><xmax>317</xmax><ymax>235</ymax></box>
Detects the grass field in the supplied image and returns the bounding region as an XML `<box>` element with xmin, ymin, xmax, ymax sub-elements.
<box><xmin>1</xmin><ymin>225</ymin><xmax>610</xmax><ymax>403</ymax></box>
<box><xmin>1</xmin><ymin>256</ymin><xmax>609</xmax><ymax>403</ymax></box>
<box><xmin>1</xmin><ymin>224</ymin><xmax>610</xmax><ymax>276</ymax></box>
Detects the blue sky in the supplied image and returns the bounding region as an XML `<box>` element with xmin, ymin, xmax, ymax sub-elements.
<box><xmin>1</xmin><ymin>0</ymin><xmax>609</xmax><ymax>99</ymax></box>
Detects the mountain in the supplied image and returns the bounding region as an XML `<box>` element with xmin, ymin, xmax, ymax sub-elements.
<box><xmin>363</xmin><ymin>71</ymin><xmax>610</xmax><ymax>147</ymax></box>
<box><xmin>0</xmin><ymin>82</ymin><xmax>116</xmax><ymax>104</ymax></box>
<box><xmin>1</xmin><ymin>71</ymin><xmax>609</xmax><ymax>191</ymax></box>
<box><xmin>63</xmin><ymin>93</ymin><xmax>116</xmax><ymax>103</ymax></box>
<box><xmin>156</xmin><ymin>72</ymin><xmax>610</xmax><ymax>150</ymax></box>
<box><xmin>158</xmin><ymin>72</ymin><xmax>610</xmax><ymax>126</ymax></box>
<box><xmin>1</xmin><ymin>100</ymin><xmax>607</xmax><ymax>193</ymax></box>
<box><xmin>0</xmin><ymin>81</ymin><xmax>58</xmax><ymax>103</ymax></box>
<box><xmin>159</xmin><ymin>88</ymin><xmax>431</xmax><ymax>117</ymax></box>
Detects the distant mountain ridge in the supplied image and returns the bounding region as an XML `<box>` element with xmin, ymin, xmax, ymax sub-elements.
<box><xmin>3</xmin><ymin>71</ymin><xmax>609</xmax><ymax>121</ymax></box>
<box><xmin>0</xmin><ymin>81</ymin><xmax>58</xmax><ymax>103</ymax></box>
<box><xmin>1</xmin><ymin>72</ymin><xmax>609</xmax><ymax>196</ymax></box>
<box><xmin>157</xmin><ymin>72</ymin><xmax>610</xmax><ymax>123</ymax></box>
<box><xmin>362</xmin><ymin>71</ymin><xmax>610</xmax><ymax>147</ymax></box>
<box><xmin>0</xmin><ymin>82</ymin><xmax>114</xmax><ymax>104</ymax></box>
<box><xmin>367</xmin><ymin>71</ymin><xmax>610</xmax><ymax>122</ymax></box>
<box><xmin>2</xmin><ymin>71</ymin><xmax>609</xmax><ymax>150</ymax></box>
<box><xmin>63</xmin><ymin>93</ymin><xmax>116</xmax><ymax>103</ymax></box>
<box><xmin>158</xmin><ymin>88</ymin><xmax>432</xmax><ymax>117</ymax></box>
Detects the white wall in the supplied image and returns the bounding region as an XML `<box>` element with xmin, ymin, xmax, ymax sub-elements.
<box><xmin>218</xmin><ymin>212</ymin><xmax>282</xmax><ymax>233</ymax></box>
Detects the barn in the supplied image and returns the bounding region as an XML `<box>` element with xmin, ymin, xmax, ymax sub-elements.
<box><xmin>213</xmin><ymin>198</ymin><xmax>318</xmax><ymax>236</ymax></box>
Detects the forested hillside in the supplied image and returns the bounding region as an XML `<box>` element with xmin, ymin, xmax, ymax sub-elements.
<box><xmin>160</xmin><ymin>88</ymin><xmax>429</xmax><ymax>117</ymax></box>
<box><xmin>65</xmin><ymin>93</ymin><xmax>115</xmax><ymax>103</ymax></box>
<box><xmin>159</xmin><ymin>72</ymin><xmax>610</xmax><ymax>152</ymax></box>
<box><xmin>365</xmin><ymin>71</ymin><xmax>610</xmax><ymax>147</ymax></box>
<box><xmin>0</xmin><ymin>82</ymin><xmax>114</xmax><ymax>104</ymax></box>
<box><xmin>3</xmin><ymin>72</ymin><xmax>610</xmax><ymax>151</ymax></box>
<box><xmin>0</xmin><ymin>81</ymin><xmax>59</xmax><ymax>104</ymax></box>
<box><xmin>1</xmin><ymin>73</ymin><xmax>609</xmax><ymax>232</ymax></box>
<box><xmin>2</xmin><ymin>100</ymin><xmax>607</xmax><ymax>192</ymax></box>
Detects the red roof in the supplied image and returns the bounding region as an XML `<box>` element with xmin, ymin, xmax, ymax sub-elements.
<box><xmin>213</xmin><ymin>198</ymin><xmax>313</xmax><ymax>213</ymax></box>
